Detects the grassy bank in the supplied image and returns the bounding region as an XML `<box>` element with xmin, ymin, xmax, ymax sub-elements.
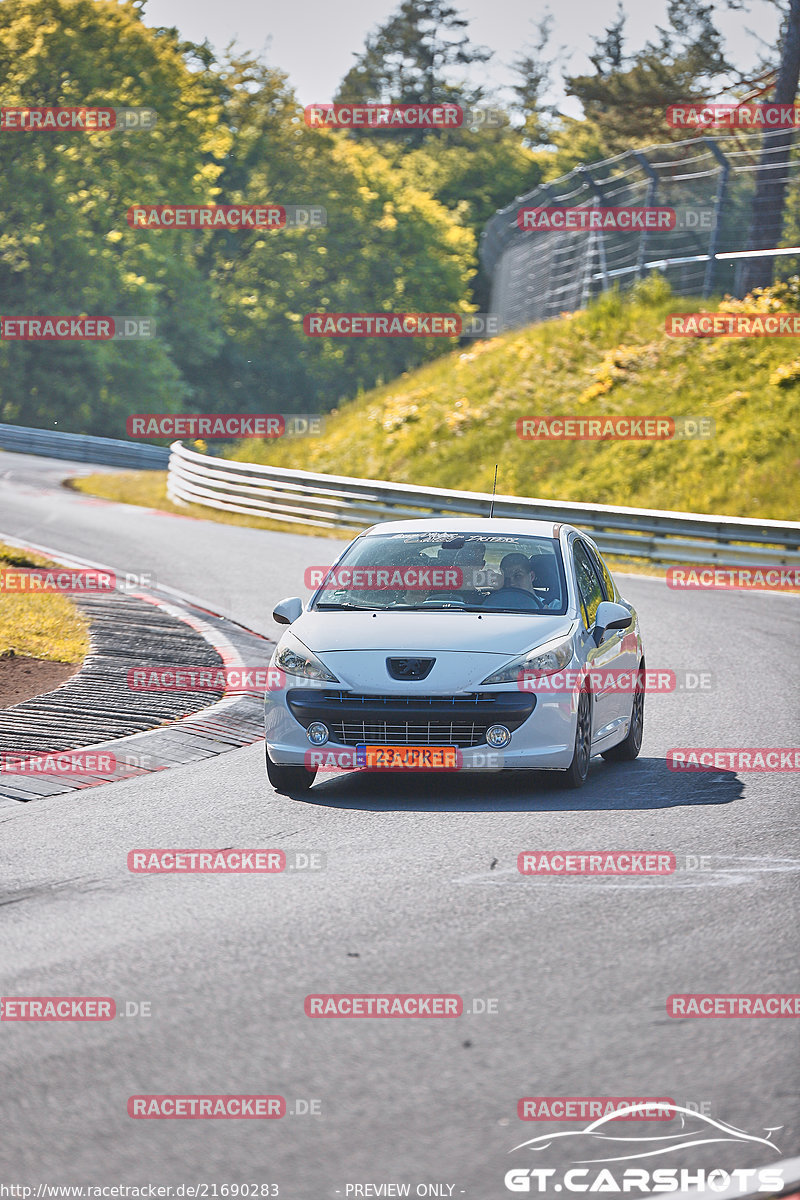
<box><xmin>228</xmin><ymin>276</ymin><xmax>800</xmax><ymax>521</ymax></box>
<box><xmin>72</xmin><ymin>278</ymin><xmax>800</xmax><ymax>529</ymax></box>
<box><xmin>0</xmin><ymin>542</ymin><xmax>91</xmax><ymax>662</ymax></box>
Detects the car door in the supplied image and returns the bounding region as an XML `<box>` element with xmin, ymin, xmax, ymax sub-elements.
<box><xmin>587</xmin><ymin>539</ymin><xmax>641</xmax><ymax>722</ymax></box>
<box><xmin>571</xmin><ymin>537</ymin><xmax>626</xmax><ymax>735</ymax></box>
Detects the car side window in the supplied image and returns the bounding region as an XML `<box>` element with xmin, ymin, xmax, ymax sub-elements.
<box><xmin>573</xmin><ymin>540</ymin><xmax>604</xmax><ymax>628</ymax></box>
<box><xmin>586</xmin><ymin>543</ymin><xmax>616</xmax><ymax>601</ymax></box>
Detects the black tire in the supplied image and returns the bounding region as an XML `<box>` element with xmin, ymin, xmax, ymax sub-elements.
<box><xmin>265</xmin><ymin>746</ymin><xmax>317</xmax><ymax>794</ymax></box>
<box><xmin>562</xmin><ymin>687</ymin><xmax>592</xmax><ymax>788</ymax></box>
<box><xmin>602</xmin><ymin>662</ymin><xmax>644</xmax><ymax>762</ymax></box>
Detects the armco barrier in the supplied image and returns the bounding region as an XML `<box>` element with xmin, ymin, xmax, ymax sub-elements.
<box><xmin>0</xmin><ymin>422</ymin><xmax>169</xmax><ymax>469</ymax></box>
<box><xmin>166</xmin><ymin>441</ymin><xmax>800</xmax><ymax>568</ymax></box>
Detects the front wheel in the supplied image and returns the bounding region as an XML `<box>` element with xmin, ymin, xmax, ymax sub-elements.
<box><xmin>562</xmin><ymin>688</ymin><xmax>592</xmax><ymax>788</ymax></box>
<box><xmin>601</xmin><ymin>663</ymin><xmax>644</xmax><ymax>762</ymax></box>
<box><xmin>265</xmin><ymin>746</ymin><xmax>317</xmax><ymax>795</ymax></box>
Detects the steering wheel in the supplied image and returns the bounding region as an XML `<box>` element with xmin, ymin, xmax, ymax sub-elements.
<box><xmin>482</xmin><ymin>586</ymin><xmax>543</xmax><ymax>610</ymax></box>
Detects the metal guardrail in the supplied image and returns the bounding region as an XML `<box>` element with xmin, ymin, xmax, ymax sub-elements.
<box><xmin>167</xmin><ymin>441</ymin><xmax>800</xmax><ymax>568</ymax></box>
<box><xmin>0</xmin><ymin>422</ymin><xmax>170</xmax><ymax>469</ymax></box>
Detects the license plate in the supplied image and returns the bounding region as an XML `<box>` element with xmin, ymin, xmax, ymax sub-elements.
<box><xmin>355</xmin><ymin>744</ymin><xmax>460</xmax><ymax>770</ymax></box>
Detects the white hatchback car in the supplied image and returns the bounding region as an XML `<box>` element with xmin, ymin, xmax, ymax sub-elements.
<box><xmin>265</xmin><ymin>518</ymin><xmax>644</xmax><ymax>794</ymax></box>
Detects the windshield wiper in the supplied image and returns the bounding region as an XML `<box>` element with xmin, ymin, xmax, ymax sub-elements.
<box><xmin>314</xmin><ymin>602</ymin><xmax>375</xmax><ymax>611</ymax></box>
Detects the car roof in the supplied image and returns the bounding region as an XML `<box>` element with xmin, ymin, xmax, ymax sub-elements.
<box><xmin>362</xmin><ymin>517</ymin><xmax>580</xmax><ymax>538</ymax></box>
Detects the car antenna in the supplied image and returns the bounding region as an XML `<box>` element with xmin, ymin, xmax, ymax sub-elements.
<box><xmin>489</xmin><ymin>465</ymin><xmax>498</xmax><ymax>517</ymax></box>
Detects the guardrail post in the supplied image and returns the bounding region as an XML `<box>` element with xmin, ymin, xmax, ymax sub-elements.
<box><xmin>578</xmin><ymin>166</ymin><xmax>610</xmax><ymax>295</ymax></box>
<box><xmin>633</xmin><ymin>151</ymin><xmax>659</xmax><ymax>282</ymax></box>
<box><xmin>702</xmin><ymin>139</ymin><xmax>729</xmax><ymax>298</ymax></box>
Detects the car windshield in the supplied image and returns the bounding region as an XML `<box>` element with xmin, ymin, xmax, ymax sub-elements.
<box><xmin>311</xmin><ymin>532</ymin><xmax>568</xmax><ymax>614</ymax></box>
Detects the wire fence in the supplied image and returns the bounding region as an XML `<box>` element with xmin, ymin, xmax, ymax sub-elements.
<box><xmin>480</xmin><ymin>129</ymin><xmax>800</xmax><ymax>329</ymax></box>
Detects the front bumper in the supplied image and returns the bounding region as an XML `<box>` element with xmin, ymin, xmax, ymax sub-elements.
<box><xmin>265</xmin><ymin>683</ymin><xmax>578</xmax><ymax>770</ymax></box>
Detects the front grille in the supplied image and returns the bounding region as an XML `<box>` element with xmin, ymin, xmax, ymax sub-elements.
<box><xmin>286</xmin><ymin>690</ymin><xmax>535</xmax><ymax>748</ymax></box>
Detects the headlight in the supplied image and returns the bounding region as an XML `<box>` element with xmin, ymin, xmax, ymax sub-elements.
<box><xmin>480</xmin><ymin>637</ymin><xmax>573</xmax><ymax>685</ymax></box>
<box><xmin>271</xmin><ymin>632</ymin><xmax>339</xmax><ymax>683</ymax></box>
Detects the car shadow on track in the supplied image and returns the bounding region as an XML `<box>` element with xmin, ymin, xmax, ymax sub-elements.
<box><xmin>295</xmin><ymin>757</ymin><xmax>743</xmax><ymax>812</ymax></box>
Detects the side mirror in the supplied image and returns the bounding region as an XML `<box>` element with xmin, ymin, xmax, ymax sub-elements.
<box><xmin>594</xmin><ymin>600</ymin><xmax>632</xmax><ymax>643</ymax></box>
<box><xmin>273</xmin><ymin>596</ymin><xmax>303</xmax><ymax>626</ymax></box>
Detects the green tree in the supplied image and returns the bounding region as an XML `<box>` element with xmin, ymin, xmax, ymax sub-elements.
<box><xmin>189</xmin><ymin>56</ymin><xmax>477</xmax><ymax>411</ymax></box>
<box><xmin>334</xmin><ymin>0</ymin><xmax>492</xmax><ymax>148</ymax></box>
<box><xmin>0</xmin><ymin>0</ymin><xmax>226</xmax><ymax>435</ymax></box>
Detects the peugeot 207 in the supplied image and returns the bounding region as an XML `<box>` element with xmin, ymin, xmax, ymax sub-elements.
<box><xmin>264</xmin><ymin>518</ymin><xmax>644</xmax><ymax>795</ymax></box>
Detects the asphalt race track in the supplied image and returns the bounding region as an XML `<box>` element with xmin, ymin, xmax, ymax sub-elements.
<box><xmin>1</xmin><ymin>450</ymin><xmax>798</xmax><ymax>1194</ymax></box>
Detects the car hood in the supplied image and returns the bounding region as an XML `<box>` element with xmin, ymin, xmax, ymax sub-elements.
<box><xmin>291</xmin><ymin>609</ymin><xmax>576</xmax><ymax>657</ymax></box>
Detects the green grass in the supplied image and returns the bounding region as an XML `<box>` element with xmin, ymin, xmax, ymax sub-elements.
<box><xmin>226</xmin><ymin>276</ymin><xmax>800</xmax><ymax>521</ymax></box>
<box><xmin>0</xmin><ymin>542</ymin><xmax>91</xmax><ymax>663</ymax></box>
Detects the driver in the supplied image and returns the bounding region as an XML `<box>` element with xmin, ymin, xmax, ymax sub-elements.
<box><xmin>499</xmin><ymin>553</ymin><xmax>534</xmax><ymax>593</ymax></box>
<box><xmin>481</xmin><ymin>552</ymin><xmax>540</xmax><ymax>610</ymax></box>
